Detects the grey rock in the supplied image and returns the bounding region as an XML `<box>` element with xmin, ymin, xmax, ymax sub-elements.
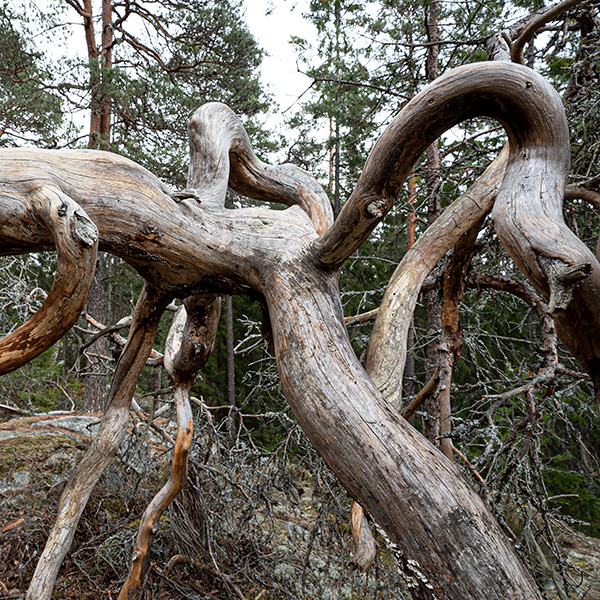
<box><xmin>0</xmin><ymin>470</ymin><xmax>30</xmax><ymax>493</ymax></box>
<box><xmin>33</xmin><ymin>416</ymin><xmax>100</xmax><ymax>437</ymax></box>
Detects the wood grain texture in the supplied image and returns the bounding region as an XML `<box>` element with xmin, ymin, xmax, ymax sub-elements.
<box><xmin>0</xmin><ymin>148</ymin><xmax>318</xmax><ymax>291</ymax></box>
<box><xmin>25</xmin><ymin>285</ymin><xmax>172</xmax><ymax>600</ymax></box>
<box><xmin>0</xmin><ymin>186</ymin><xmax>98</xmax><ymax>373</ymax></box>
<box><xmin>311</xmin><ymin>62</ymin><xmax>571</xmax><ymax>269</ymax></box>
<box><xmin>265</xmin><ymin>263</ymin><xmax>542</xmax><ymax>599</ymax></box>
<box><xmin>1</xmin><ymin>61</ymin><xmax>591</xmax><ymax>599</ymax></box>
<box><xmin>188</xmin><ymin>102</ymin><xmax>333</xmax><ymax>233</ymax></box>
<box><xmin>365</xmin><ymin>147</ymin><xmax>507</xmax><ymax>409</ymax></box>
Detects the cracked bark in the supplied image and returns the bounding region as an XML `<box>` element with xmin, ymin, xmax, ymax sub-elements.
<box><xmin>0</xmin><ymin>61</ymin><xmax>591</xmax><ymax>599</ymax></box>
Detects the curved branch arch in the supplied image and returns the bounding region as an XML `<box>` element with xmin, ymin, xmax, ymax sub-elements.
<box><xmin>0</xmin><ymin>60</ymin><xmax>595</xmax><ymax>600</ymax></box>
<box><xmin>187</xmin><ymin>102</ymin><xmax>333</xmax><ymax>233</ymax></box>
<box><xmin>310</xmin><ymin>61</ymin><xmax>600</xmax><ymax>398</ymax></box>
<box><xmin>0</xmin><ymin>186</ymin><xmax>98</xmax><ymax>374</ymax></box>
<box><xmin>311</xmin><ymin>61</ymin><xmax>572</xmax><ymax>268</ymax></box>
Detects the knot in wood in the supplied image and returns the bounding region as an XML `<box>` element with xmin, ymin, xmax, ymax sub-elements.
<box><xmin>138</xmin><ymin>223</ymin><xmax>163</xmax><ymax>241</ymax></box>
<box><xmin>170</xmin><ymin>189</ymin><xmax>201</xmax><ymax>203</ymax></box>
<box><xmin>539</xmin><ymin>256</ymin><xmax>592</xmax><ymax>314</ymax></box>
<box><xmin>71</xmin><ymin>212</ymin><xmax>98</xmax><ymax>248</ymax></box>
<box><xmin>366</xmin><ymin>199</ymin><xmax>387</xmax><ymax>218</ymax></box>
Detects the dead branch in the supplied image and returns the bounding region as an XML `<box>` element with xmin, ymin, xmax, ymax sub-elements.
<box><xmin>119</xmin><ymin>294</ymin><xmax>220</xmax><ymax>599</ymax></box>
<box><xmin>25</xmin><ymin>284</ymin><xmax>172</xmax><ymax>600</ymax></box>
<box><xmin>402</xmin><ymin>367</ymin><xmax>441</xmax><ymax>421</ymax></box>
<box><xmin>0</xmin><ymin>187</ymin><xmax>98</xmax><ymax>374</ymax></box>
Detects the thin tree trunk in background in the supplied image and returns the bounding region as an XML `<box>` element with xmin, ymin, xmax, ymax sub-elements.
<box><xmin>328</xmin><ymin>116</ymin><xmax>334</xmax><ymax>195</ymax></box>
<box><xmin>334</xmin><ymin>120</ymin><xmax>341</xmax><ymax>215</ymax></box>
<box><xmin>226</xmin><ymin>295</ymin><xmax>236</xmax><ymax>439</ymax></box>
<box><xmin>82</xmin><ymin>0</ymin><xmax>112</xmax><ymax>411</ymax></box>
<box><xmin>438</xmin><ymin>222</ymin><xmax>482</xmax><ymax>461</ymax></box>
<box><xmin>333</xmin><ymin>0</ymin><xmax>341</xmax><ymax>215</ymax></box>
<box><xmin>403</xmin><ymin>174</ymin><xmax>417</xmax><ymax>401</ymax></box>
<box><xmin>81</xmin><ymin>0</ymin><xmax>100</xmax><ymax>147</ymax></box>
<box><xmin>83</xmin><ymin>0</ymin><xmax>112</xmax><ymax>149</ymax></box>
<box><xmin>423</xmin><ymin>285</ymin><xmax>441</xmax><ymax>442</ymax></box>
<box><xmin>423</xmin><ymin>0</ymin><xmax>442</xmax><ymax>445</ymax></box>
<box><xmin>83</xmin><ymin>254</ymin><xmax>106</xmax><ymax>412</ymax></box>
<box><xmin>99</xmin><ymin>0</ymin><xmax>113</xmax><ymax>149</ymax></box>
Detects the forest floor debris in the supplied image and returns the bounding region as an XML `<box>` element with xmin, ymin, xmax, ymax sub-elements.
<box><xmin>1</xmin><ymin>414</ymin><xmax>599</xmax><ymax>599</ymax></box>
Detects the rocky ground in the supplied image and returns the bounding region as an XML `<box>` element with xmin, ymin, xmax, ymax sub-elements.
<box><xmin>1</xmin><ymin>413</ymin><xmax>599</xmax><ymax>599</ymax></box>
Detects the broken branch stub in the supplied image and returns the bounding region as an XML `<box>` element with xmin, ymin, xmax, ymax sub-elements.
<box><xmin>349</xmin><ymin>501</ymin><xmax>378</xmax><ymax>571</ymax></box>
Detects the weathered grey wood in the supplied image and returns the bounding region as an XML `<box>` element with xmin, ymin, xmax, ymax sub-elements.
<box><xmin>0</xmin><ymin>61</ymin><xmax>590</xmax><ymax>600</ymax></box>
<box><xmin>311</xmin><ymin>59</ymin><xmax>600</xmax><ymax>402</ymax></box>
<box><xmin>486</xmin><ymin>0</ymin><xmax>584</xmax><ymax>63</ymax></box>
<box><xmin>25</xmin><ymin>284</ymin><xmax>172</xmax><ymax>600</ymax></box>
<box><xmin>510</xmin><ymin>0</ymin><xmax>583</xmax><ymax>64</ymax></box>
<box><xmin>365</xmin><ymin>147</ymin><xmax>507</xmax><ymax>409</ymax></box>
<box><xmin>0</xmin><ymin>186</ymin><xmax>98</xmax><ymax>374</ymax></box>
<box><xmin>311</xmin><ymin>62</ymin><xmax>574</xmax><ymax>271</ymax></box>
<box><xmin>490</xmin><ymin>110</ymin><xmax>600</xmax><ymax>402</ymax></box>
<box><xmin>187</xmin><ymin>102</ymin><xmax>333</xmax><ymax>233</ymax></box>
<box><xmin>264</xmin><ymin>262</ymin><xmax>542</xmax><ymax>599</ymax></box>
<box><xmin>0</xmin><ymin>148</ymin><xmax>318</xmax><ymax>291</ymax></box>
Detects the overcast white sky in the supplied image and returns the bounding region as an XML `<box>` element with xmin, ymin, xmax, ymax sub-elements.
<box><xmin>242</xmin><ymin>0</ymin><xmax>316</xmax><ymax>127</ymax></box>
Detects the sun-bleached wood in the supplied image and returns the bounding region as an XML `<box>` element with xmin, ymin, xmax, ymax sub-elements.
<box><xmin>187</xmin><ymin>102</ymin><xmax>333</xmax><ymax>234</ymax></box>
<box><xmin>311</xmin><ymin>63</ymin><xmax>571</xmax><ymax>270</ymax></box>
<box><xmin>0</xmin><ymin>60</ymin><xmax>591</xmax><ymax>599</ymax></box>
<box><xmin>25</xmin><ymin>285</ymin><xmax>172</xmax><ymax>600</ymax></box>
<box><xmin>0</xmin><ymin>186</ymin><xmax>98</xmax><ymax>374</ymax></box>
<box><xmin>365</xmin><ymin>147</ymin><xmax>508</xmax><ymax>410</ymax></box>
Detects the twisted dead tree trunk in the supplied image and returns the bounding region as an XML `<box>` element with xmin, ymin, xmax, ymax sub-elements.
<box><xmin>118</xmin><ymin>294</ymin><xmax>221</xmax><ymax>599</ymax></box>
<box><xmin>0</xmin><ymin>61</ymin><xmax>595</xmax><ymax>600</ymax></box>
<box><xmin>25</xmin><ymin>283</ymin><xmax>172</xmax><ymax>599</ymax></box>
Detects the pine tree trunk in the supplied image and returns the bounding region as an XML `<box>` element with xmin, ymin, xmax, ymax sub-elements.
<box><xmin>226</xmin><ymin>294</ymin><xmax>236</xmax><ymax>439</ymax></box>
<box><xmin>423</xmin><ymin>0</ymin><xmax>442</xmax><ymax>445</ymax></box>
<box><xmin>83</xmin><ymin>253</ymin><xmax>107</xmax><ymax>412</ymax></box>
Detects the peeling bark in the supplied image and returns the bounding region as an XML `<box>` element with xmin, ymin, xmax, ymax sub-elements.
<box><xmin>119</xmin><ymin>294</ymin><xmax>220</xmax><ymax>599</ymax></box>
<box><xmin>437</xmin><ymin>220</ymin><xmax>483</xmax><ymax>461</ymax></box>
